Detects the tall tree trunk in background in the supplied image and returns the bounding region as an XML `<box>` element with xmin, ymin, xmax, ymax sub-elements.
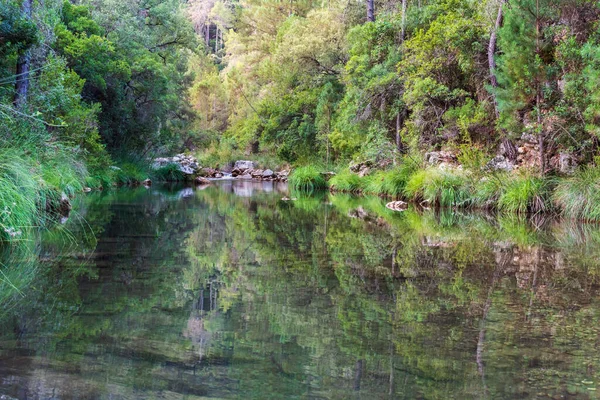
<box><xmin>401</xmin><ymin>0</ymin><xmax>407</xmax><ymax>42</ymax></box>
<box><xmin>367</xmin><ymin>0</ymin><xmax>374</xmax><ymax>22</ymax></box>
<box><xmin>396</xmin><ymin>112</ymin><xmax>402</xmax><ymax>153</ymax></box>
<box><xmin>205</xmin><ymin>24</ymin><xmax>210</xmax><ymax>48</ymax></box>
<box><xmin>14</xmin><ymin>0</ymin><xmax>33</xmax><ymax>109</ymax></box>
<box><xmin>214</xmin><ymin>26</ymin><xmax>219</xmax><ymax>52</ymax></box>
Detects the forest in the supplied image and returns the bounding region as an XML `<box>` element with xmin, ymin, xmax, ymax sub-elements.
<box><xmin>4</xmin><ymin>0</ymin><xmax>600</xmax><ymax>242</ymax></box>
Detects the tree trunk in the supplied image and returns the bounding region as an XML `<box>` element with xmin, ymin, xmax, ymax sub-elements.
<box><xmin>214</xmin><ymin>26</ymin><xmax>219</xmax><ymax>53</ymax></box>
<box><xmin>535</xmin><ymin>0</ymin><xmax>545</xmax><ymax>174</ymax></box>
<box><xmin>366</xmin><ymin>0</ymin><xmax>374</xmax><ymax>22</ymax></box>
<box><xmin>400</xmin><ymin>0</ymin><xmax>407</xmax><ymax>42</ymax></box>
<box><xmin>14</xmin><ymin>0</ymin><xmax>33</xmax><ymax>109</ymax></box>
<box><xmin>396</xmin><ymin>112</ymin><xmax>402</xmax><ymax>153</ymax></box>
<box><xmin>488</xmin><ymin>0</ymin><xmax>504</xmax><ymax>92</ymax></box>
<box><xmin>205</xmin><ymin>24</ymin><xmax>210</xmax><ymax>48</ymax></box>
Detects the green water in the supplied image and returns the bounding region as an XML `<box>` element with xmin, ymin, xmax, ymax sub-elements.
<box><xmin>2</xmin><ymin>181</ymin><xmax>600</xmax><ymax>399</ymax></box>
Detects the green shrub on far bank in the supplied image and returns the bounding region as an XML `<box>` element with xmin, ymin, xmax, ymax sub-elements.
<box><xmin>289</xmin><ymin>166</ymin><xmax>327</xmax><ymax>192</ymax></box>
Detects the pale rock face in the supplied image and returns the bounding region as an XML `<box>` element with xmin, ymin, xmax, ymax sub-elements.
<box><xmin>486</xmin><ymin>155</ymin><xmax>515</xmax><ymax>172</ymax></box>
<box><xmin>234</xmin><ymin>160</ymin><xmax>254</xmax><ymax>171</ymax></box>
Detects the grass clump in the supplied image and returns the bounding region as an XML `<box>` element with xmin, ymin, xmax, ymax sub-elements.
<box><xmin>152</xmin><ymin>163</ymin><xmax>186</xmax><ymax>182</ymax></box>
<box><xmin>289</xmin><ymin>166</ymin><xmax>327</xmax><ymax>192</ymax></box>
<box><xmin>498</xmin><ymin>172</ymin><xmax>550</xmax><ymax>214</ymax></box>
<box><xmin>553</xmin><ymin>164</ymin><xmax>600</xmax><ymax>220</ymax></box>
<box><xmin>112</xmin><ymin>161</ymin><xmax>149</xmax><ymax>185</ymax></box>
<box><xmin>405</xmin><ymin>168</ymin><xmax>471</xmax><ymax>207</ymax></box>
<box><xmin>329</xmin><ymin>170</ymin><xmax>364</xmax><ymax>193</ymax></box>
<box><xmin>0</xmin><ymin>149</ymin><xmax>40</xmax><ymax>242</ymax></box>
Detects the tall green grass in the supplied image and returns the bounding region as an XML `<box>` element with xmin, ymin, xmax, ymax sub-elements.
<box><xmin>553</xmin><ymin>164</ymin><xmax>600</xmax><ymax>220</ymax></box>
<box><xmin>289</xmin><ymin>166</ymin><xmax>327</xmax><ymax>192</ymax></box>
<box><xmin>329</xmin><ymin>170</ymin><xmax>364</xmax><ymax>193</ymax></box>
<box><xmin>498</xmin><ymin>173</ymin><xmax>551</xmax><ymax>214</ymax></box>
<box><xmin>0</xmin><ymin>149</ymin><xmax>40</xmax><ymax>242</ymax></box>
<box><xmin>404</xmin><ymin>168</ymin><xmax>471</xmax><ymax>207</ymax></box>
<box><xmin>152</xmin><ymin>163</ymin><xmax>186</xmax><ymax>182</ymax></box>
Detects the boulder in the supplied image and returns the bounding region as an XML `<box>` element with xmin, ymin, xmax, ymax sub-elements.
<box><xmin>142</xmin><ymin>179</ymin><xmax>152</xmax><ymax>187</ymax></box>
<box><xmin>234</xmin><ymin>160</ymin><xmax>254</xmax><ymax>171</ymax></box>
<box><xmin>262</xmin><ymin>169</ymin><xmax>274</xmax><ymax>178</ymax></box>
<box><xmin>214</xmin><ymin>172</ymin><xmax>223</xmax><ymax>178</ymax></box>
<box><xmin>358</xmin><ymin>166</ymin><xmax>371</xmax><ymax>177</ymax></box>
<box><xmin>240</xmin><ymin>174</ymin><xmax>252</xmax><ymax>179</ymax></box>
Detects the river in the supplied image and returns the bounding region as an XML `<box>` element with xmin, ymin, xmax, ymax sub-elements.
<box><xmin>1</xmin><ymin>181</ymin><xmax>600</xmax><ymax>399</ymax></box>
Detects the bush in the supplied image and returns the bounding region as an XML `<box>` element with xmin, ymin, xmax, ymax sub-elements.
<box><xmin>553</xmin><ymin>164</ymin><xmax>600</xmax><ymax>220</ymax></box>
<box><xmin>289</xmin><ymin>166</ymin><xmax>327</xmax><ymax>192</ymax></box>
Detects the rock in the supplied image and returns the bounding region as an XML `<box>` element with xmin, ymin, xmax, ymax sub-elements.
<box><xmin>486</xmin><ymin>155</ymin><xmax>515</xmax><ymax>172</ymax></box>
<box><xmin>278</xmin><ymin>170</ymin><xmax>290</xmax><ymax>177</ymax></box>
<box><xmin>142</xmin><ymin>179</ymin><xmax>152</xmax><ymax>187</ymax></box>
<box><xmin>200</xmin><ymin>168</ymin><xmax>216</xmax><ymax>177</ymax></box>
<box><xmin>262</xmin><ymin>169</ymin><xmax>274</xmax><ymax>178</ymax></box>
<box><xmin>195</xmin><ymin>176</ymin><xmax>211</xmax><ymax>185</ymax></box>
<box><xmin>234</xmin><ymin>160</ymin><xmax>254</xmax><ymax>171</ymax></box>
<box><xmin>240</xmin><ymin>174</ymin><xmax>252</xmax><ymax>179</ymax></box>
<box><xmin>425</xmin><ymin>151</ymin><xmax>457</xmax><ymax>166</ymax></box>
<box><xmin>358</xmin><ymin>166</ymin><xmax>371</xmax><ymax>177</ymax></box>
<box><xmin>179</xmin><ymin>165</ymin><xmax>195</xmax><ymax>175</ymax></box>
<box><xmin>59</xmin><ymin>192</ymin><xmax>72</xmax><ymax>216</ymax></box>
<box><xmin>214</xmin><ymin>172</ymin><xmax>223</xmax><ymax>178</ymax></box>
<box><xmin>251</xmin><ymin>169</ymin><xmax>264</xmax><ymax>178</ymax></box>
<box><xmin>350</xmin><ymin>160</ymin><xmax>373</xmax><ymax>173</ymax></box>
<box><xmin>521</xmin><ymin>133</ymin><xmax>538</xmax><ymax>144</ymax></box>
<box><xmin>559</xmin><ymin>152</ymin><xmax>578</xmax><ymax>175</ymax></box>
<box><xmin>83</xmin><ymin>187</ymin><xmax>92</xmax><ymax>193</ymax></box>
<box><xmin>386</xmin><ymin>201</ymin><xmax>408</xmax><ymax>212</ymax></box>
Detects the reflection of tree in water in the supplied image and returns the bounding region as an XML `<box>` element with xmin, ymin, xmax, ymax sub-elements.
<box><xmin>4</xmin><ymin>184</ymin><xmax>600</xmax><ymax>398</ymax></box>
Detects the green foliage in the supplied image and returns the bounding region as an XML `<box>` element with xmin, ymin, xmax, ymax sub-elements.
<box><xmin>289</xmin><ymin>165</ymin><xmax>327</xmax><ymax>192</ymax></box>
<box><xmin>405</xmin><ymin>168</ymin><xmax>471</xmax><ymax>207</ymax></box>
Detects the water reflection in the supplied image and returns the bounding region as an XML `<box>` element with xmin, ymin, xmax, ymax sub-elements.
<box><xmin>1</xmin><ymin>182</ymin><xmax>600</xmax><ymax>399</ymax></box>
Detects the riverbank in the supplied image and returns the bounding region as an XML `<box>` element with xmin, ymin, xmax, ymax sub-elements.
<box><xmin>289</xmin><ymin>157</ymin><xmax>600</xmax><ymax>221</ymax></box>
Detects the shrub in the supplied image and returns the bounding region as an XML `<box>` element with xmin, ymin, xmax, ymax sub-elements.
<box><xmin>289</xmin><ymin>166</ymin><xmax>327</xmax><ymax>192</ymax></box>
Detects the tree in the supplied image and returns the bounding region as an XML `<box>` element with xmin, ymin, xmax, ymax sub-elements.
<box><xmin>495</xmin><ymin>0</ymin><xmax>558</xmax><ymax>174</ymax></box>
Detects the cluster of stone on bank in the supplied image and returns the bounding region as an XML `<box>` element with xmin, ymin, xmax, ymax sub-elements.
<box><xmin>151</xmin><ymin>156</ymin><xmax>289</xmax><ymax>183</ymax></box>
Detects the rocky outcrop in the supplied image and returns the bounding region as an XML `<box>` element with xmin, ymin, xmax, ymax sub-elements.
<box><xmin>386</xmin><ymin>201</ymin><xmax>408</xmax><ymax>211</ymax></box>
<box><xmin>231</xmin><ymin>161</ymin><xmax>289</xmax><ymax>182</ymax></box>
<box><xmin>425</xmin><ymin>151</ymin><xmax>458</xmax><ymax>166</ymax></box>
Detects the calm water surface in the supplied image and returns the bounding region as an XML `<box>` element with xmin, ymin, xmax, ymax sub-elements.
<box><xmin>2</xmin><ymin>181</ymin><xmax>600</xmax><ymax>399</ymax></box>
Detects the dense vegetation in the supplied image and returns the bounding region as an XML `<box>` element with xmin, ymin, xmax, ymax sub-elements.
<box><xmin>6</xmin><ymin>0</ymin><xmax>600</xmax><ymax>243</ymax></box>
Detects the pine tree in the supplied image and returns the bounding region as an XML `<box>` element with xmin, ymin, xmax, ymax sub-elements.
<box><xmin>495</xmin><ymin>0</ymin><xmax>558</xmax><ymax>174</ymax></box>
